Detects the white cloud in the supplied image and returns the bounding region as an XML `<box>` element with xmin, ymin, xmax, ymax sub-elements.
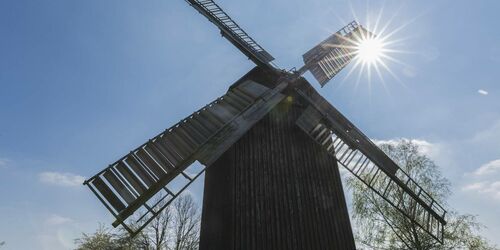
<box><xmin>478</xmin><ymin>89</ymin><xmax>489</xmax><ymax>95</ymax></box>
<box><xmin>473</xmin><ymin>159</ymin><xmax>500</xmax><ymax>176</ymax></box>
<box><xmin>463</xmin><ymin>159</ymin><xmax>500</xmax><ymax>201</ymax></box>
<box><xmin>372</xmin><ymin>138</ymin><xmax>458</xmax><ymax>175</ymax></box>
<box><xmin>462</xmin><ymin>181</ymin><xmax>500</xmax><ymax>200</ymax></box>
<box><xmin>462</xmin><ymin>181</ymin><xmax>487</xmax><ymax>191</ymax></box>
<box><xmin>0</xmin><ymin>158</ymin><xmax>10</xmax><ymax>168</ymax></box>
<box><xmin>469</xmin><ymin>119</ymin><xmax>500</xmax><ymax>161</ymax></box>
<box><xmin>45</xmin><ymin>214</ymin><xmax>73</xmax><ymax>226</ymax></box>
<box><xmin>39</xmin><ymin>172</ymin><xmax>86</xmax><ymax>187</ymax></box>
<box><xmin>38</xmin><ymin>214</ymin><xmax>79</xmax><ymax>250</ymax></box>
<box><xmin>472</xmin><ymin>119</ymin><xmax>500</xmax><ymax>144</ymax></box>
<box><xmin>372</xmin><ymin>138</ymin><xmax>443</xmax><ymax>161</ymax></box>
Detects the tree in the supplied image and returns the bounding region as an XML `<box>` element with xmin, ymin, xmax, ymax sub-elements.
<box><xmin>0</xmin><ymin>241</ymin><xmax>5</xmax><ymax>248</ymax></box>
<box><xmin>347</xmin><ymin>139</ymin><xmax>497</xmax><ymax>250</ymax></box>
<box><xmin>127</xmin><ymin>197</ymin><xmax>174</xmax><ymax>250</ymax></box>
<box><xmin>172</xmin><ymin>194</ymin><xmax>200</xmax><ymax>250</ymax></box>
<box><xmin>76</xmin><ymin>193</ymin><xmax>200</xmax><ymax>250</ymax></box>
<box><xmin>74</xmin><ymin>224</ymin><xmax>122</xmax><ymax>250</ymax></box>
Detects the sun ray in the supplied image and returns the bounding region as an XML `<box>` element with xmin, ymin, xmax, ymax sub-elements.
<box><xmin>324</xmin><ymin>2</ymin><xmax>424</xmax><ymax>96</ymax></box>
<box><xmin>379</xmin><ymin>48</ymin><xmax>413</xmax><ymax>54</ymax></box>
<box><xmin>338</xmin><ymin>55</ymin><xmax>364</xmax><ymax>89</ymax></box>
<box><xmin>376</xmin><ymin>4</ymin><xmax>404</xmax><ymax>38</ymax></box>
<box><xmin>376</xmin><ymin>58</ymin><xmax>406</xmax><ymax>88</ymax></box>
<box><xmin>355</xmin><ymin>59</ymin><xmax>367</xmax><ymax>91</ymax></box>
<box><xmin>375</xmin><ymin>2</ymin><xmax>387</xmax><ymax>31</ymax></box>
<box><xmin>378</xmin><ymin>36</ymin><xmax>413</xmax><ymax>46</ymax></box>
<box><xmin>379</xmin><ymin>53</ymin><xmax>412</xmax><ymax>68</ymax></box>
<box><xmin>374</xmin><ymin>58</ymin><xmax>392</xmax><ymax>96</ymax></box>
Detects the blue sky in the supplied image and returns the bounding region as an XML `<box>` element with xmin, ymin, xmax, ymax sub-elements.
<box><xmin>1</xmin><ymin>0</ymin><xmax>499</xmax><ymax>249</ymax></box>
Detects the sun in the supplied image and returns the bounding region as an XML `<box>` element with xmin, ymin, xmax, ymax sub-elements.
<box><xmin>335</xmin><ymin>15</ymin><xmax>411</xmax><ymax>91</ymax></box>
<box><xmin>319</xmin><ymin>2</ymin><xmax>420</xmax><ymax>92</ymax></box>
<box><xmin>355</xmin><ymin>37</ymin><xmax>384</xmax><ymax>64</ymax></box>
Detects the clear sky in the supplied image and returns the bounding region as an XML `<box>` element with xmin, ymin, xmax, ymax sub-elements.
<box><xmin>1</xmin><ymin>0</ymin><xmax>499</xmax><ymax>249</ymax></box>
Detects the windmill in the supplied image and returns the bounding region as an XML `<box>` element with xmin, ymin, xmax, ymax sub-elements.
<box><xmin>84</xmin><ymin>0</ymin><xmax>447</xmax><ymax>248</ymax></box>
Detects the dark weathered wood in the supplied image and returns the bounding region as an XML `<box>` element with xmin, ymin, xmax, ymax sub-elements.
<box><xmin>200</xmin><ymin>94</ymin><xmax>356</xmax><ymax>249</ymax></box>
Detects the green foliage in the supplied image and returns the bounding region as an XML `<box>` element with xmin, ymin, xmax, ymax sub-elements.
<box><xmin>347</xmin><ymin>139</ymin><xmax>497</xmax><ymax>250</ymax></box>
<box><xmin>74</xmin><ymin>224</ymin><xmax>123</xmax><ymax>250</ymax></box>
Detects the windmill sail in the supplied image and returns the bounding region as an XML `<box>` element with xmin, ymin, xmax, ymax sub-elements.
<box><xmin>294</xmin><ymin>84</ymin><xmax>446</xmax><ymax>243</ymax></box>
<box><xmin>301</xmin><ymin>21</ymin><xmax>372</xmax><ymax>87</ymax></box>
<box><xmin>84</xmin><ymin>80</ymin><xmax>286</xmax><ymax>236</ymax></box>
<box><xmin>185</xmin><ymin>0</ymin><xmax>276</xmax><ymax>69</ymax></box>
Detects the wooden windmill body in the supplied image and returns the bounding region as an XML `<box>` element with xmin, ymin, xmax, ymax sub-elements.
<box><xmin>84</xmin><ymin>1</ymin><xmax>447</xmax><ymax>249</ymax></box>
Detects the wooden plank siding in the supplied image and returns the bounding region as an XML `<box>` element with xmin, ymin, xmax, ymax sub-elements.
<box><xmin>200</xmin><ymin>97</ymin><xmax>356</xmax><ymax>250</ymax></box>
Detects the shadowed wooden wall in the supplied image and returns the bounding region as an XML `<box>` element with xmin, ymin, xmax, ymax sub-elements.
<box><xmin>200</xmin><ymin>92</ymin><xmax>356</xmax><ymax>249</ymax></box>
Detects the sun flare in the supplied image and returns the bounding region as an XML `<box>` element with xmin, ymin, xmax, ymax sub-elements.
<box><xmin>334</xmin><ymin>10</ymin><xmax>412</xmax><ymax>90</ymax></box>
<box><xmin>356</xmin><ymin>37</ymin><xmax>384</xmax><ymax>64</ymax></box>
